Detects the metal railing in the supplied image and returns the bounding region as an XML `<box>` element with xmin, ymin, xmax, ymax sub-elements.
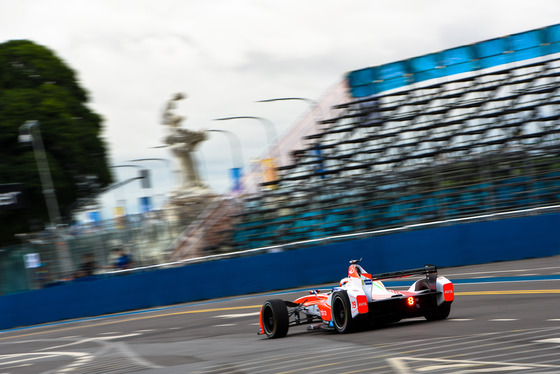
<box><xmin>0</xmin><ymin>210</ymin><xmax>181</xmax><ymax>295</ymax></box>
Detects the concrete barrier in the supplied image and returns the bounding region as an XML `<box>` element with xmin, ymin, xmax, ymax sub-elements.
<box><xmin>1</xmin><ymin>213</ymin><xmax>558</xmax><ymax>330</ymax></box>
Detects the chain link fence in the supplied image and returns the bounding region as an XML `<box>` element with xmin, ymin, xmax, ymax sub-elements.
<box><xmin>0</xmin><ymin>210</ymin><xmax>181</xmax><ymax>295</ymax></box>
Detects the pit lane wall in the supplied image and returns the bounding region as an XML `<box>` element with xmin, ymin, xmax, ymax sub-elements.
<box><xmin>1</xmin><ymin>213</ymin><xmax>559</xmax><ymax>331</ymax></box>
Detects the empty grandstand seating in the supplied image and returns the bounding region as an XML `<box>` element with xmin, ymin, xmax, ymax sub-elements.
<box><xmin>230</xmin><ymin>25</ymin><xmax>560</xmax><ymax>250</ymax></box>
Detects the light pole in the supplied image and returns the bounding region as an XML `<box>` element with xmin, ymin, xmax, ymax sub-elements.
<box><xmin>257</xmin><ymin>97</ymin><xmax>318</xmax><ymax>107</ymax></box>
<box><xmin>129</xmin><ymin>158</ymin><xmax>175</xmax><ymax>210</ymax></box>
<box><xmin>256</xmin><ymin>96</ymin><xmax>325</xmax><ymax>128</ymax></box>
<box><xmin>214</xmin><ymin>116</ymin><xmax>282</xmax><ymax>192</ymax></box>
<box><xmin>19</xmin><ymin>120</ymin><xmax>73</xmax><ymax>279</ymax></box>
<box><xmin>209</xmin><ymin>129</ymin><xmax>245</xmax><ymax>192</ymax></box>
<box><xmin>129</xmin><ymin>158</ymin><xmax>175</xmax><ymax>187</ymax></box>
<box><xmin>213</xmin><ymin>116</ymin><xmax>278</xmax><ymax>148</ymax></box>
<box><xmin>111</xmin><ymin>164</ymin><xmax>153</xmax><ymax>177</ymax></box>
<box><xmin>208</xmin><ymin>130</ymin><xmax>244</xmax><ymax>169</ymax></box>
<box><xmin>18</xmin><ymin>120</ymin><xmax>61</xmax><ymax>228</ymax></box>
<box><xmin>110</xmin><ymin>164</ymin><xmax>146</xmax><ymax>178</ymax></box>
<box><xmin>110</xmin><ymin>164</ymin><xmax>151</xmax><ymax>213</ymax></box>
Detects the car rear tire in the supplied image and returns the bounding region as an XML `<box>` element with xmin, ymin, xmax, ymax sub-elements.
<box><xmin>417</xmin><ymin>282</ymin><xmax>451</xmax><ymax>321</ymax></box>
<box><xmin>424</xmin><ymin>301</ymin><xmax>451</xmax><ymax>321</ymax></box>
<box><xmin>331</xmin><ymin>291</ymin><xmax>355</xmax><ymax>333</ymax></box>
<box><xmin>415</xmin><ymin>279</ymin><xmax>431</xmax><ymax>291</ymax></box>
<box><xmin>261</xmin><ymin>299</ymin><xmax>289</xmax><ymax>338</ymax></box>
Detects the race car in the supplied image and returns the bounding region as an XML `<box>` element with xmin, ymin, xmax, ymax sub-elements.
<box><xmin>259</xmin><ymin>259</ymin><xmax>454</xmax><ymax>338</ymax></box>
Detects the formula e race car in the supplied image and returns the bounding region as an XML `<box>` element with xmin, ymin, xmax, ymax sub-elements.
<box><xmin>259</xmin><ymin>260</ymin><xmax>454</xmax><ymax>338</ymax></box>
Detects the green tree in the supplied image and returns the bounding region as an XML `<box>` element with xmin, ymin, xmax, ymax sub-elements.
<box><xmin>0</xmin><ymin>40</ymin><xmax>112</xmax><ymax>245</ymax></box>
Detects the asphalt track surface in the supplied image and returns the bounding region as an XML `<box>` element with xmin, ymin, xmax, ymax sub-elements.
<box><xmin>1</xmin><ymin>256</ymin><xmax>559</xmax><ymax>373</ymax></box>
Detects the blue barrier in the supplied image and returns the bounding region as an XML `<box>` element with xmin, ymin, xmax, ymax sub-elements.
<box><xmin>1</xmin><ymin>213</ymin><xmax>559</xmax><ymax>331</ymax></box>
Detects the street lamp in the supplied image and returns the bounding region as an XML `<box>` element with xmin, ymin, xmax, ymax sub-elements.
<box><xmin>19</xmin><ymin>120</ymin><xmax>73</xmax><ymax>279</ymax></box>
<box><xmin>213</xmin><ymin>116</ymin><xmax>278</xmax><ymax>147</ymax></box>
<box><xmin>256</xmin><ymin>96</ymin><xmax>325</xmax><ymax>126</ymax></box>
<box><xmin>129</xmin><ymin>158</ymin><xmax>176</xmax><ymax>187</ymax></box>
<box><xmin>208</xmin><ymin>130</ymin><xmax>244</xmax><ymax>169</ymax></box>
<box><xmin>110</xmin><ymin>164</ymin><xmax>152</xmax><ymax>213</ymax></box>
<box><xmin>18</xmin><ymin>120</ymin><xmax>61</xmax><ymax>228</ymax></box>
<box><xmin>257</xmin><ymin>97</ymin><xmax>318</xmax><ymax>106</ymax></box>
<box><xmin>209</xmin><ymin>129</ymin><xmax>245</xmax><ymax>192</ymax></box>
<box><xmin>110</xmin><ymin>164</ymin><xmax>145</xmax><ymax>177</ymax></box>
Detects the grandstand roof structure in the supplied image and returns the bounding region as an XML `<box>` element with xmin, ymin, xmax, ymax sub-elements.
<box><xmin>230</xmin><ymin>23</ymin><xmax>560</xmax><ymax>251</ymax></box>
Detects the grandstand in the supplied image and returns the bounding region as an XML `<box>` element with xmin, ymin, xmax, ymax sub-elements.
<box><xmin>230</xmin><ymin>23</ymin><xmax>560</xmax><ymax>250</ymax></box>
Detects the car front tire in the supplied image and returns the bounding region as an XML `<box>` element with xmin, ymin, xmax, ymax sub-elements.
<box><xmin>331</xmin><ymin>291</ymin><xmax>356</xmax><ymax>333</ymax></box>
<box><xmin>262</xmin><ymin>299</ymin><xmax>289</xmax><ymax>338</ymax></box>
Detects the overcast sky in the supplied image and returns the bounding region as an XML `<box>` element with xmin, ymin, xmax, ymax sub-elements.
<box><xmin>2</xmin><ymin>0</ymin><xmax>559</xmax><ymax>217</ymax></box>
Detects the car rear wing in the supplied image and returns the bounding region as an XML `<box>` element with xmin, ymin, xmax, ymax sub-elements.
<box><xmin>370</xmin><ymin>264</ymin><xmax>438</xmax><ymax>281</ymax></box>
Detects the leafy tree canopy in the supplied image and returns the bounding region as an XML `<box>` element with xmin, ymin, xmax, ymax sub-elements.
<box><xmin>0</xmin><ymin>40</ymin><xmax>112</xmax><ymax>245</ymax></box>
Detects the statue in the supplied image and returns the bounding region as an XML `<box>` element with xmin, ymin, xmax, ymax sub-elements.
<box><xmin>162</xmin><ymin>93</ymin><xmax>208</xmax><ymax>191</ymax></box>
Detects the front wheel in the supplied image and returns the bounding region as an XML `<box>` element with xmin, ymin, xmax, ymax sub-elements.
<box><xmin>331</xmin><ymin>291</ymin><xmax>356</xmax><ymax>333</ymax></box>
<box><xmin>424</xmin><ymin>301</ymin><xmax>451</xmax><ymax>321</ymax></box>
<box><xmin>261</xmin><ymin>299</ymin><xmax>289</xmax><ymax>338</ymax></box>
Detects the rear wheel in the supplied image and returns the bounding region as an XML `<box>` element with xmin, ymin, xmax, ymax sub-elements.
<box><xmin>425</xmin><ymin>301</ymin><xmax>451</xmax><ymax>321</ymax></box>
<box><xmin>261</xmin><ymin>299</ymin><xmax>289</xmax><ymax>338</ymax></box>
<box><xmin>331</xmin><ymin>291</ymin><xmax>355</xmax><ymax>333</ymax></box>
<box><xmin>417</xmin><ymin>282</ymin><xmax>451</xmax><ymax>321</ymax></box>
<box><xmin>415</xmin><ymin>279</ymin><xmax>431</xmax><ymax>291</ymax></box>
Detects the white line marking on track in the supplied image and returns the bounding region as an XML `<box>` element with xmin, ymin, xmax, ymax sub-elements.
<box><xmin>0</xmin><ymin>363</ymin><xmax>32</xmax><ymax>369</ymax></box>
<box><xmin>547</xmin><ymin>319</ymin><xmax>560</xmax><ymax>321</ymax></box>
<box><xmin>449</xmin><ymin>318</ymin><xmax>473</xmax><ymax>321</ymax></box>
<box><xmin>213</xmin><ymin>324</ymin><xmax>236</xmax><ymax>327</ymax></box>
<box><xmin>110</xmin><ymin>341</ymin><xmax>163</xmax><ymax>369</ymax></box>
<box><xmin>534</xmin><ymin>338</ymin><xmax>560</xmax><ymax>344</ymax></box>
<box><xmin>35</xmin><ymin>334</ymin><xmax>141</xmax><ymax>351</ymax></box>
<box><xmin>214</xmin><ymin>312</ymin><xmax>260</xmax><ymax>318</ymax></box>
<box><xmin>420</xmin><ymin>364</ymin><xmax>534</xmax><ymax>372</ymax></box>
<box><xmin>388</xmin><ymin>356</ymin><xmax>560</xmax><ymax>372</ymax></box>
<box><xmin>489</xmin><ymin>319</ymin><xmax>518</xmax><ymax>321</ymax></box>
<box><xmin>0</xmin><ymin>352</ymin><xmax>93</xmax><ymax>368</ymax></box>
<box><xmin>387</xmin><ymin>357</ymin><xmax>410</xmax><ymax>374</ymax></box>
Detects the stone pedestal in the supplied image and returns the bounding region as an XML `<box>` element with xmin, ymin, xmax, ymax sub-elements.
<box><xmin>164</xmin><ymin>187</ymin><xmax>217</xmax><ymax>228</ymax></box>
